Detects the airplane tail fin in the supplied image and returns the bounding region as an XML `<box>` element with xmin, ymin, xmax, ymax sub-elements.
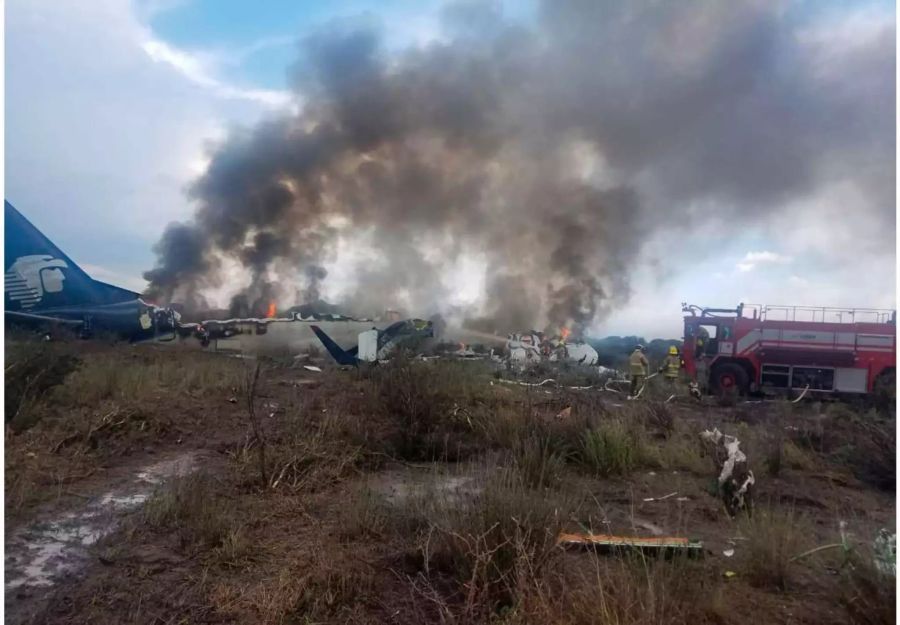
<box><xmin>5</xmin><ymin>201</ymin><xmax>140</xmax><ymax>312</ymax></box>
<box><xmin>310</xmin><ymin>325</ymin><xmax>359</xmax><ymax>366</ymax></box>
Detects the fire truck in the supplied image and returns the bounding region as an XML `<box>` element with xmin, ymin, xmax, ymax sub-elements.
<box><xmin>681</xmin><ymin>303</ymin><xmax>896</xmax><ymax>398</ymax></box>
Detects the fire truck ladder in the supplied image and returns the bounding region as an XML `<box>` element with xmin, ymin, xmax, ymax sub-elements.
<box><xmin>743</xmin><ymin>305</ymin><xmax>896</xmax><ymax>325</ymax></box>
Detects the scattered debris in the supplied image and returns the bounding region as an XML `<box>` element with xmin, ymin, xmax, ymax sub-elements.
<box><xmin>700</xmin><ymin>428</ymin><xmax>755</xmax><ymax>517</ymax></box>
<box><xmin>497</xmin><ymin>378</ymin><xmax>557</xmax><ymax>388</ymax></box>
<box><xmin>873</xmin><ymin>528</ymin><xmax>895</xmax><ymax>576</ymax></box>
<box><xmin>303</xmin><ymin>365</ymin><xmax>323</xmax><ymax>373</ymax></box>
<box><xmin>723</xmin><ymin>548</ymin><xmax>735</xmax><ymax>557</ymax></box>
<box><xmin>496</xmin><ymin>378</ymin><xmax>596</xmax><ymax>391</ymax></box>
<box><xmin>688</xmin><ymin>381</ymin><xmax>702</xmax><ymax>400</ymax></box>
<box><xmin>558</xmin><ymin>532</ymin><xmax>703</xmax><ymax>557</ymax></box>
<box><xmin>603</xmin><ymin>379</ymin><xmax>625</xmax><ymax>394</ymax></box>
<box><xmin>642</xmin><ymin>491</ymin><xmax>678</xmax><ymax>502</ymax></box>
<box><xmin>792</xmin><ymin>384</ymin><xmax>811</xmax><ymax>403</ymax></box>
<box><xmin>634</xmin><ymin>519</ymin><xmax>665</xmax><ymax>536</ymax></box>
<box><xmin>724</xmin><ymin>570</ymin><xmax>737</xmax><ymax>579</ymax></box>
<box><xmin>555</xmin><ymin>406</ymin><xmax>572</xmax><ymax>420</ymax></box>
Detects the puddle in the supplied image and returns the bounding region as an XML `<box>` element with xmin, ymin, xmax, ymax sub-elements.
<box><xmin>5</xmin><ymin>453</ymin><xmax>198</xmax><ymax>595</ymax></box>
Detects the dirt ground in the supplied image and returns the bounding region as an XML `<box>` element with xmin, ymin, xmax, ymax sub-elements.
<box><xmin>5</xmin><ymin>339</ymin><xmax>896</xmax><ymax>624</ymax></box>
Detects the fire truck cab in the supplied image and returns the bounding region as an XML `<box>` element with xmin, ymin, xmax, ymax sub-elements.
<box><xmin>681</xmin><ymin>303</ymin><xmax>896</xmax><ymax>398</ymax></box>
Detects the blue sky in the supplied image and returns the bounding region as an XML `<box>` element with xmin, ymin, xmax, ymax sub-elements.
<box><xmin>5</xmin><ymin>0</ymin><xmax>896</xmax><ymax>338</ymax></box>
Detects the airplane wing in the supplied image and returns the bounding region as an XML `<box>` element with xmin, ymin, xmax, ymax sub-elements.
<box><xmin>5</xmin><ymin>310</ymin><xmax>85</xmax><ymax>326</ymax></box>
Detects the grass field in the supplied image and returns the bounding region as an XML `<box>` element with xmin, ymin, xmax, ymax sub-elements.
<box><xmin>5</xmin><ymin>337</ymin><xmax>896</xmax><ymax>624</ymax></box>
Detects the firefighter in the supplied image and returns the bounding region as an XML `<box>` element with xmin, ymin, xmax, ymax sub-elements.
<box><xmin>694</xmin><ymin>326</ymin><xmax>709</xmax><ymax>358</ymax></box>
<box><xmin>694</xmin><ymin>326</ymin><xmax>711</xmax><ymax>392</ymax></box>
<box><xmin>629</xmin><ymin>344</ymin><xmax>649</xmax><ymax>397</ymax></box>
<box><xmin>659</xmin><ymin>345</ymin><xmax>682</xmax><ymax>389</ymax></box>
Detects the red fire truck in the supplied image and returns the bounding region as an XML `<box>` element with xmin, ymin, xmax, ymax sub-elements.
<box><xmin>681</xmin><ymin>303</ymin><xmax>896</xmax><ymax>398</ymax></box>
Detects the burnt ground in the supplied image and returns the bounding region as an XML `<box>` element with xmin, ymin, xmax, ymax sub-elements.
<box><xmin>4</xmin><ymin>340</ymin><xmax>896</xmax><ymax>625</ymax></box>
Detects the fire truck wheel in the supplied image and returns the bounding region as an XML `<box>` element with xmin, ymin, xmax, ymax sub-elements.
<box><xmin>711</xmin><ymin>363</ymin><xmax>749</xmax><ymax>396</ymax></box>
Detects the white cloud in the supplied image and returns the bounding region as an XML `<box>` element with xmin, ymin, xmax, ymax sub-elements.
<box><xmin>140</xmin><ymin>38</ymin><xmax>292</xmax><ymax>108</ymax></box>
<box><xmin>736</xmin><ymin>250</ymin><xmax>792</xmax><ymax>272</ymax></box>
<box><xmin>6</xmin><ymin>0</ymin><xmax>280</xmax><ymax>279</ymax></box>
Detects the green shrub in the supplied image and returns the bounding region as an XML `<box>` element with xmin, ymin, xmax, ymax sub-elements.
<box><xmin>580</xmin><ymin>420</ymin><xmax>644</xmax><ymax>476</ymax></box>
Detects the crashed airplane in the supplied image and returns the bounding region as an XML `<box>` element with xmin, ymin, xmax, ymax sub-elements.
<box><xmin>506</xmin><ymin>331</ymin><xmax>600</xmax><ymax>369</ymax></box>
<box><xmin>311</xmin><ymin>319</ymin><xmax>435</xmax><ymax>365</ymax></box>
<box><xmin>4</xmin><ymin>201</ymin><xmax>181</xmax><ymax>340</ymax></box>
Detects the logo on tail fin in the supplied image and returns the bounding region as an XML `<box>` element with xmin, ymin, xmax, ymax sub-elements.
<box><xmin>5</xmin><ymin>255</ymin><xmax>69</xmax><ymax>309</ymax></box>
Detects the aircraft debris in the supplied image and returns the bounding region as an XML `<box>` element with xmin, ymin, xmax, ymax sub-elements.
<box><xmin>555</xmin><ymin>406</ymin><xmax>572</xmax><ymax>420</ymax></box>
<box><xmin>557</xmin><ymin>532</ymin><xmax>703</xmax><ymax>557</ymax></box>
<box><xmin>789</xmin><ymin>520</ymin><xmax>853</xmax><ymax>566</ymax></box>
<box><xmin>505</xmin><ymin>330</ymin><xmax>600</xmax><ymax>369</ymax></box>
<box><xmin>873</xmin><ymin>528</ymin><xmax>895</xmax><ymax>576</ymax></box>
<box><xmin>792</xmin><ymin>384</ymin><xmax>811</xmax><ymax>403</ymax></box>
<box><xmin>4</xmin><ymin>202</ymin><xmax>183</xmax><ymax>341</ymax></box>
<box><xmin>311</xmin><ymin>319</ymin><xmax>434</xmax><ymax>365</ymax></box>
<box><xmin>700</xmin><ymin>428</ymin><xmax>755</xmax><ymax>516</ymax></box>
<box><xmin>642</xmin><ymin>491</ymin><xmax>678</xmax><ymax>502</ymax></box>
<box><xmin>303</xmin><ymin>365</ymin><xmax>323</xmax><ymax>373</ymax></box>
<box><xmin>688</xmin><ymin>381</ymin><xmax>702</xmax><ymax>400</ymax></box>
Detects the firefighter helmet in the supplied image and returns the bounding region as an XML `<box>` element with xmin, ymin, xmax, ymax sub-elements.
<box><xmin>668</xmin><ymin>346</ymin><xmax>678</xmax><ymax>355</ymax></box>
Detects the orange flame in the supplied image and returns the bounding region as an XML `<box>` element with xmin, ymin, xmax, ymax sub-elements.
<box><xmin>560</xmin><ymin>327</ymin><xmax>571</xmax><ymax>342</ymax></box>
<box><xmin>266</xmin><ymin>301</ymin><xmax>277</xmax><ymax>318</ymax></box>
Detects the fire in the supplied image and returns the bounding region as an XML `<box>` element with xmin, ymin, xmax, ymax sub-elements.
<box><xmin>560</xmin><ymin>327</ymin><xmax>571</xmax><ymax>342</ymax></box>
<box><xmin>266</xmin><ymin>301</ymin><xmax>277</xmax><ymax>318</ymax></box>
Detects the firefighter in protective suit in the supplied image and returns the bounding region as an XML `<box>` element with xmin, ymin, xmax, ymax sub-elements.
<box><xmin>659</xmin><ymin>345</ymin><xmax>682</xmax><ymax>391</ymax></box>
<box><xmin>628</xmin><ymin>345</ymin><xmax>649</xmax><ymax>398</ymax></box>
<box><xmin>694</xmin><ymin>326</ymin><xmax>711</xmax><ymax>392</ymax></box>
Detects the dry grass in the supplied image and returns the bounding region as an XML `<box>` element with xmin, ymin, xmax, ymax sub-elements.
<box><xmin>141</xmin><ymin>472</ymin><xmax>237</xmax><ymax>551</ymax></box>
<box><xmin>740</xmin><ymin>507</ymin><xmax>810</xmax><ymax>590</ymax></box>
<box><xmin>510</xmin><ymin>429</ymin><xmax>569</xmax><ymax>489</ymax></box>
<box><xmin>5</xmin><ymin>338</ymin><xmax>81</xmax><ymax>431</ymax></box>
<box><xmin>393</xmin><ymin>464</ymin><xmax>584</xmax><ymax>620</ymax></box>
<box><xmin>843</xmin><ymin>413</ymin><xmax>896</xmax><ymax>491</ymax></box>
<box><xmin>341</xmin><ymin>484</ymin><xmax>393</xmax><ymax>540</ymax></box>
<box><xmin>782</xmin><ymin>439</ymin><xmax>817</xmax><ymax>471</ymax></box>
<box><xmin>837</xmin><ymin>548</ymin><xmax>897</xmax><ymax>625</ymax></box>
<box><xmin>52</xmin><ymin>350</ymin><xmax>243</xmax><ymax>407</ymax></box>
<box><xmin>8</xmin><ymin>342</ymin><xmax>895</xmax><ymax>625</ymax></box>
<box><xmin>655</xmin><ymin>433</ymin><xmax>708</xmax><ymax>473</ymax></box>
<box><xmin>210</xmin><ymin>555</ymin><xmax>379</xmax><ymax>624</ymax></box>
<box><xmin>365</xmin><ymin>354</ymin><xmax>498</xmax><ymax>461</ymax></box>
<box><xmin>514</xmin><ymin>555</ymin><xmax>727</xmax><ymax>625</ymax></box>
<box><xmin>5</xmin><ymin>345</ymin><xmax>246</xmax><ymax>520</ymax></box>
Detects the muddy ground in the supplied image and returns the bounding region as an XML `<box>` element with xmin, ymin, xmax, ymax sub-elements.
<box><xmin>5</xmin><ymin>339</ymin><xmax>896</xmax><ymax>624</ymax></box>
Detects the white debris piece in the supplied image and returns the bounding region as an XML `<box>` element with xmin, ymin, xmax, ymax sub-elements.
<box><xmin>358</xmin><ymin>329</ymin><xmax>379</xmax><ymax>362</ymax></box>
<box><xmin>874</xmin><ymin>528</ymin><xmax>896</xmax><ymax>576</ymax></box>
<box><xmin>303</xmin><ymin>365</ymin><xmax>323</xmax><ymax>372</ymax></box>
<box><xmin>700</xmin><ymin>428</ymin><xmax>755</xmax><ymax>516</ymax></box>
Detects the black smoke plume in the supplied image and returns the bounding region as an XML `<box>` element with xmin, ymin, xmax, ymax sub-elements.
<box><xmin>144</xmin><ymin>0</ymin><xmax>895</xmax><ymax>334</ymax></box>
